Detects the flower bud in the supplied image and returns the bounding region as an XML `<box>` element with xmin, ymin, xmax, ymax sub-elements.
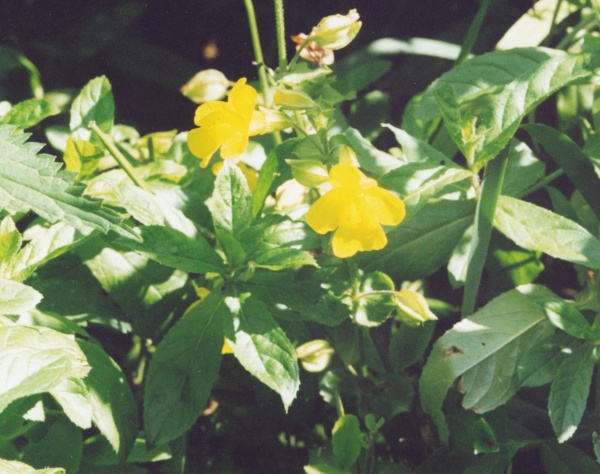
<box><xmin>286</xmin><ymin>159</ymin><xmax>329</xmax><ymax>187</ymax></box>
<box><xmin>274</xmin><ymin>87</ymin><xmax>318</xmax><ymax>110</ymax></box>
<box><xmin>311</xmin><ymin>9</ymin><xmax>362</xmax><ymax>51</ymax></box>
<box><xmin>259</xmin><ymin>107</ymin><xmax>293</xmax><ymax>133</ymax></box>
<box><xmin>181</xmin><ymin>69</ymin><xmax>230</xmax><ymax>104</ymax></box>
<box><xmin>296</xmin><ymin>339</ymin><xmax>335</xmax><ymax>372</ymax></box>
<box><xmin>394</xmin><ymin>289</ymin><xmax>438</xmax><ymax>327</ymax></box>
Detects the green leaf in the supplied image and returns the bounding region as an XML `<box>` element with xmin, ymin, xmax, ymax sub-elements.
<box><xmin>334</xmin><ymin>59</ymin><xmax>391</xmax><ymax>95</ymax></box>
<box><xmin>50</xmin><ymin>377</ymin><xmax>92</xmax><ymax>429</ymax></box>
<box><xmin>1</xmin><ymin>99</ymin><xmax>59</xmax><ymax>129</ymax></box>
<box><xmin>63</xmin><ymin>138</ymin><xmax>104</xmax><ymax>180</ymax></box>
<box><xmin>0</xmin><ymin>458</ymin><xmax>65</xmax><ymax>474</ymax></box>
<box><xmin>523</xmin><ymin>123</ymin><xmax>600</xmax><ymax>220</ymax></box>
<box><xmin>420</xmin><ymin>284</ymin><xmax>556</xmax><ymax>444</ymax></box>
<box><xmin>417</xmin><ymin>48</ymin><xmax>590</xmax><ymax>169</ymax></box>
<box><xmin>212</xmin><ymin>161</ymin><xmax>253</xmax><ymax>264</ymax></box>
<box><xmin>353</xmin><ymin>271</ymin><xmax>395</xmax><ymax>327</ymax></box>
<box><xmin>143</xmin><ymin>291</ymin><xmax>224</xmax><ymax>447</ymax></box>
<box><xmin>0</xmin><ymin>126</ymin><xmax>136</xmax><ymax>240</ymax></box>
<box><xmin>21</xmin><ymin>416</ymin><xmax>83</xmax><ymax>473</ymax></box>
<box><xmin>541</xmin><ymin>440</ymin><xmax>600</xmax><ymax>473</ymax></box>
<box><xmin>77</xmin><ymin>237</ymin><xmax>189</xmax><ymax>337</ymax></box>
<box><xmin>343</xmin><ymin>127</ymin><xmax>402</xmax><ymax>176</ymax></box>
<box><xmin>0</xmin><ymin>325</ymin><xmax>90</xmax><ymax>413</ymax></box>
<box><xmin>70</xmin><ymin>76</ymin><xmax>114</xmax><ymax>143</ymax></box>
<box><xmin>0</xmin><ymin>279</ymin><xmax>42</xmax><ymax>313</ymax></box>
<box><xmin>501</xmin><ymin>139</ymin><xmax>546</xmax><ymax>197</ymax></box>
<box><xmin>538</xmin><ymin>299</ymin><xmax>591</xmax><ymax>340</ymax></box>
<box><xmin>75</xmin><ymin>341</ymin><xmax>138</xmax><ymax>459</ymax></box>
<box><xmin>548</xmin><ymin>343</ymin><xmax>594</xmax><ymax>443</ymax></box>
<box><xmin>494</xmin><ymin>195</ymin><xmax>600</xmax><ymax>270</ymax></box>
<box><xmin>116</xmin><ymin>225</ymin><xmax>224</xmax><ymax>275</ymax></box>
<box><xmin>358</xmin><ymin>199</ymin><xmax>476</xmax><ymax>280</ymax></box>
<box><xmin>517</xmin><ymin>333</ymin><xmax>572</xmax><ymax>388</ymax></box>
<box><xmin>332</xmin><ymin>414</ymin><xmax>362</xmax><ymax>469</ymax></box>
<box><xmin>389</xmin><ymin>321</ymin><xmax>436</xmax><ymax>372</ymax></box>
<box><xmin>224</xmin><ymin>294</ymin><xmax>300</xmax><ymax>411</ymax></box>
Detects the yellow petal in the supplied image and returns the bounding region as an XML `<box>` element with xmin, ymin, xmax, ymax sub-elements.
<box><xmin>219</xmin><ymin>128</ymin><xmax>247</xmax><ymax>158</ymax></box>
<box><xmin>228</xmin><ymin>78</ymin><xmax>258</xmax><ymax>121</ymax></box>
<box><xmin>328</xmin><ymin>163</ymin><xmax>362</xmax><ymax>189</ymax></box>
<box><xmin>249</xmin><ymin>110</ymin><xmax>267</xmax><ymax>136</ymax></box>
<box><xmin>193</xmin><ymin>101</ymin><xmax>232</xmax><ymax>125</ymax></box>
<box><xmin>332</xmin><ymin>216</ymin><xmax>387</xmax><ymax>258</ymax></box>
<box><xmin>222</xmin><ymin>338</ymin><xmax>234</xmax><ymax>354</ymax></box>
<box><xmin>306</xmin><ymin>188</ymin><xmax>347</xmax><ymax>234</ymax></box>
<box><xmin>188</xmin><ymin>126</ymin><xmax>222</xmax><ymax>167</ymax></box>
<box><xmin>365</xmin><ymin>187</ymin><xmax>406</xmax><ymax>226</ymax></box>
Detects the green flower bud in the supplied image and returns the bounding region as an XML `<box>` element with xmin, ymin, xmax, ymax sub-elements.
<box><xmin>296</xmin><ymin>339</ymin><xmax>335</xmax><ymax>372</ymax></box>
<box><xmin>394</xmin><ymin>289</ymin><xmax>438</xmax><ymax>327</ymax></box>
<box><xmin>260</xmin><ymin>107</ymin><xmax>293</xmax><ymax>133</ymax></box>
<box><xmin>181</xmin><ymin>69</ymin><xmax>230</xmax><ymax>104</ymax></box>
<box><xmin>311</xmin><ymin>9</ymin><xmax>362</xmax><ymax>51</ymax></box>
<box><xmin>274</xmin><ymin>87</ymin><xmax>319</xmax><ymax>110</ymax></box>
<box><xmin>286</xmin><ymin>159</ymin><xmax>329</xmax><ymax>187</ymax></box>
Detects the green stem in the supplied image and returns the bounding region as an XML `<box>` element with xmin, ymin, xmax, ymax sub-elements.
<box><xmin>169</xmin><ymin>435</ymin><xmax>187</xmax><ymax>474</ymax></box>
<box><xmin>461</xmin><ymin>145</ymin><xmax>510</xmax><ymax>317</ymax></box>
<box><xmin>274</xmin><ymin>0</ymin><xmax>287</xmax><ymax>71</ymax></box>
<box><xmin>88</xmin><ymin>121</ymin><xmax>153</xmax><ymax>193</ymax></box>
<box><xmin>242</xmin><ymin>0</ymin><xmax>270</xmax><ymax>102</ymax></box>
<box><xmin>455</xmin><ymin>0</ymin><xmax>492</xmax><ymax>65</ymax></box>
<box><xmin>288</xmin><ymin>35</ymin><xmax>312</xmax><ymax>70</ymax></box>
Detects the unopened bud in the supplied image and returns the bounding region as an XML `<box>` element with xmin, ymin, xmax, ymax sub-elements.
<box><xmin>287</xmin><ymin>159</ymin><xmax>329</xmax><ymax>187</ymax></box>
<box><xmin>296</xmin><ymin>339</ymin><xmax>335</xmax><ymax>372</ymax></box>
<box><xmin>274</xmin><ymin>87</ymin><xmax>318</xmax><ymax>110</ymax></box>
<box><xmin>394</xmin><ymin>289</ymin><xmax>437</xmax><ymax>327</ymax></box>
<box><xmin>181</xmin><ymin>69</ymin><xmax>230</xmax><ymax>104</ymax></box>
<box><xmin>260</xmin><ymin>107</ymin><xmax>293</xmax><ymax>133</ymax></box>
<box><xmin>311</xmin><ymin>9</ymin><xmax>362</xmax><ymax>51</ymax></box>
<box><xmin>336</xmin><ymin>144</ymin><xmax>359</xmax><ymax>166</ymax></box>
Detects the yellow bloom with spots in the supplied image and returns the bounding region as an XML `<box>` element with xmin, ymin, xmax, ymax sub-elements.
<box><xmin>306</xmin><ymin>163</ymin><xmax>405</xmax><ymax>258</ymax></box>
<box><xmin>188</xmin><ymin>78</ymin><xmax>266</xmax><ymax>167</ymax></box>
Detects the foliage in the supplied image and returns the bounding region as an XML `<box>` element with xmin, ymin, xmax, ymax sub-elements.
<box><xmin>1</xmin><ymin>1</ymin><xmax>600</xmax><ymax>472</ymax></box>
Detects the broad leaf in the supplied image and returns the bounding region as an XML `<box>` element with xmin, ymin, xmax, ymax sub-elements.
<box><xmin>144</xmin><ymin>291</ymin><xmax>224</xmax><ymax>447</ymax></box>
<box><xmin>359</xmin><ymin>199</ymin><xmax>476</xmax><ymax>280</ymax></box>
<box><xmin>416</xmin><ymin>47</ymin><xmax>590</xmax><ymax>169</ymax></box>
<box><xmin>332</xmin><ymin>414</ymin><xmax>362</xmax><ymax>469</ymax></box>
<box><xmin>0</xmin><ymin>279</ymin><xmax>42</xmax><ymax>314</ymax></box>
<box><xmin>1</xmin><ymin>99</ymin><xmax>59</xmax><ymax>129</ymax></box>
<box><xmin>70</xmin><ymin>76</ymin><xmax>114</xmax><ymax>143</ymax></box>
<box><xmin>75</xmin><ymin>340</ymin><xmax>138</xmax><ymax>459</ymax></box>
<box><xmin>0</xmin><ymin>126</ymin><xmax>136</xmax><ymax>239</ymax></box>
<box><xmin>0</xmin><ymin>325</ymin><xmax>90</xmax><ymax>413</ymax></box>
<box><xmin>548</xmin><ymin>343</ymin><xmax>594</xmax><ymax>443</ymax></box>
<box><xmin>117</xmin><ymin>225</ymin><xmax>225</xmax><ymax>275</ymax></box>
<box><xmin>420</xmin><ymin>285</ymin><xmax>556</xmax><ymax>444</ymax></box>
<box><xmin>224</xmin><ymin>294</ymin><xmax>300</xmax><ymax>411</ymax></box>
<box><xmin>540</xmin><ymin>440</ymin><xmax>600</xmax><ymax>473</ymax></box>
<box><xmin>344</xmin><ymin>127</ymin><xmax>402</xmax><ymax>176</ymax></box>
<box><xmin>494</xmin><ymin>195</ymin><xmax>600</xmax><ymax>270</ymax></box>
<box><xmin>0</xmin><ymin>458</ymin><xmax>65</xmax><ymax>474</ymax></box>
<box><xmin>517</xmin><ymin>333</ymin><xmax>572</xmax><ymax>388</ymax></box>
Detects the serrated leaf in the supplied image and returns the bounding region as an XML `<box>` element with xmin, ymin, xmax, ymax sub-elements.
<box><xmin>549</xmin><ymin>343</ymin><xmax>594</xmax><ymax>443</ymax></box>
<box><xmin>143</xmin><ymin>291</ymin><xmax>224</xmax><ymax>447</ymax></box>
<box><xmin>116</xmin><ymin>225</ymin><xmax>224</xmax><ymax>275</ymax></box>
<box><xmin>420</xmin><ymin>284</ymin><xmax>556</xmax><ymax>444</ymax></box>
<box><xmin>1</xmin><ymin>99</ymin><xmax>59</xmax><ymax>129</ymax></box>
<box><xmin>494</xmin><ymin>195</ymin><xmax>600</xmax><ymax>270</ymax></box>
<box><xmin>332</xmin><ymin>414</ymin><xmax>362</xmax><ymax>469</ymax></box>
<box><xmin>70</xmin><ymin>76</ymin><xmax>114</xmax><ymax>143</ymax></box>
<box><xmin>76</xmin><ymin>340</ymin><xmax>138</xmax><ymax>459</ymax></box>
<box><xmin>0</xmin><ymin>458</ymin><xmax>65</xmax><ymax>474</ymax></box>
<box><xmin>0</xmin><ymin>279</ymin><xmax>42</xmax><ymax>314</ymax></box>
<box><xmin>0</xmin><ymin>325</ymin><xmax>90</xmax><ymax>413</ymax></box>
<box><xmin>224</xmin><ymin>295</ymin><xmax>300</xmax><ymax>411</ymax></box>
<box><xmin>0</xmin><ymin>125</ymin><xmax>136</xmax><ymax>240</ymax></box>
<box><xmin>417</xmin><ymin>47</ymin><xmax>590</xmax><ymax>170</ymax></box>
<box><xmin>358</xmin><ymin>199</ymin><xmax>476</xmax><ymax>280</ymax></box>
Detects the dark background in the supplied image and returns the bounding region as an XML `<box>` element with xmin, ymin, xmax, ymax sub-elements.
<box><xmin>0</xmin><ymin>0</ymin><xmax>532</xmax><ymax>134</ymax></box>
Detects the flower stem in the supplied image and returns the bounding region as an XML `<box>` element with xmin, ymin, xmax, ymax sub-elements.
<box><xmin>274</xmin><ymin>0</ymin><xmax>287</xmax><ymax>71</ymax></box>
<box><xmin>88</xmin><ymin>121</ymin><xmax>153</xmax><ymax>193</ymax></box>
<box><xmin>242</xmin><ymin>0</ymin><xmax>270</xmax><ymax>102</ymax></box>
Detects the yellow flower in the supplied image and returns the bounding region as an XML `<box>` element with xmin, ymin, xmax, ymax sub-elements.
<box><xmin>306</xmin><ymin>163</ymin><xmax>405</xmax><ymax>258</ymax></box>
<box><xmin>187</xmin><ymin>78</ymin><xmax>266</xmax><ymax>167</ymax></box>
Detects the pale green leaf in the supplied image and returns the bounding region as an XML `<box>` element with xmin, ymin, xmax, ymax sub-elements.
<box><xmin>0</xmin><ymin>458</ymin><xmax>65</xmax><ymax>474</ymax></box>
<box><xmin>549</xmin><ymin>343</ymin><xmax>594</xmax><ymax>443</ymax></box>
<box><xmin>144</xmin><ymin>291</ymin><xmax>224</xmax><ymax>447</ymax></box>
<box><xmin>332</xmin><ymin>414</ymin><xmax>362</xmax><ymax>469</ymax></box>
<box><xmin>70</xmin><ymin>76</ymin><xmax>114</xmax><ymax>143</ymax></box>
<box><xmin>224</xmin><ymin>295</ymin><xmax>300</xmax><ymax>411</ymax></box>
<box><xmin>538</xmin><ymin>299</ymin><xmax>591</xmax><ymax>340</ymax></box>
<box><xmin>0</xmin><ymin>279</ymin><xmax>42</xmax><ymax>314</ymax></box>
<box><xmin>344</xmin><ymin>128</ymin><xmax>402</xmax><ymax>176</ymax></box>
<box><xmin>494</xmin><ymin>195</ymin><xmax>600</xmax><ymax>270</ymax></box>
<box><xmin>0</xmin><ymin>325</ymin><xmax>90</xmax><ymax>413</ymax></box>
<box><xmin>77</xmin><ymin>340</ymin><xmax>138</xmax><ymax>459</ymax></box>
<box><xmin>420</xmin><ymin>284</ymin><xmax>556</xmax><ymax>444</ymax></box>
<box><xmin>50</xmin><ymin>377</ymin><xmax>92</xmax><ymax>429</ymax></box>
<box><xmin>0</xmin><ymin>126</ymin><xmax>136</xmax><ymax>239</ymax></box>
<box><xmin>1</xmin><ymin>99</ymin><xmax>59</xmax><ymax>129</ymax></box>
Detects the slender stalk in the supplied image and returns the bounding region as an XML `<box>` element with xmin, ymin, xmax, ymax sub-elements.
<box><xmin>461</xmin><ymin>145</ymin><xmax>510</xmax><ymax>317</ymax></box>
<box><xmin>88</xmin><ymin>121</ymin><xmax>153</xmax><ymax>193</ymax></box>
<box><xmin>242</xmin><ymin>0</ymin><xmax>270</xmax><ymax>102</ymax></box>
<box><xmin>274</xmin><ymin>0</ymin><xmax>287</xmax><ymax>71</ymax></box>
<box><xmin>169</xmin><ymin>435</ymin><xmax>187</xmax><ymax>474</ymax></box>
<box><xmin>455</xmin><ymin>0</ymin><xmax>492</xmax><ymax>65</ymax></box>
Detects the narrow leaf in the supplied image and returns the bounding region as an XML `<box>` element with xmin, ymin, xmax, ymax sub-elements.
<box><xmin>143</xmin><ymin>291</ymin><xmax>224</xmax><ymax>447</ymax></box>
<box><xmin>495</xmin><ymin>195</ymin><xmax>600</xmax><ymax>270</ymax></box>
<box><xmin>548</xmin><ymin>343</ymin><xmax>594</xmax><ymax>443</ymax></box>
<box><xmin>538</xmin><ymin>299</ymin><xmax>592</xmax><ymax>340</ymax></box>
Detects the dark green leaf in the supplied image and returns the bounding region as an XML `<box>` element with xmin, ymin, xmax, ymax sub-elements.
<box><xmin>389</xmin><ymin>321</ymin><xmax>435</xmax><ymax>372</ymax></box>
<box><xmin>144</xmin><ymin>291</ymin><xmax>224</xmax><ymax>447</ymax></box>
<box><xmin>332</xmin><ymin>414</ymin><xmax>362</xmax><ymax>469</ymax></box>
<box><xmin>548</xmin><ymin>343</ymin><xmax>594</xmax><ymax>443</ymax></box>
<box><xmin>541</xmin><ymin>440</ymin><xmax>600</xmax><ymax>473</ymax></box>
<box><xmin>334</xmin><ymin>59</ymin><xmax>391</xmax><ymax>95</ymax></box>
<box><xmin>517</xmin><ymin>333</ymin><xmax>573</xmax><ymax>387</ymax></box>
